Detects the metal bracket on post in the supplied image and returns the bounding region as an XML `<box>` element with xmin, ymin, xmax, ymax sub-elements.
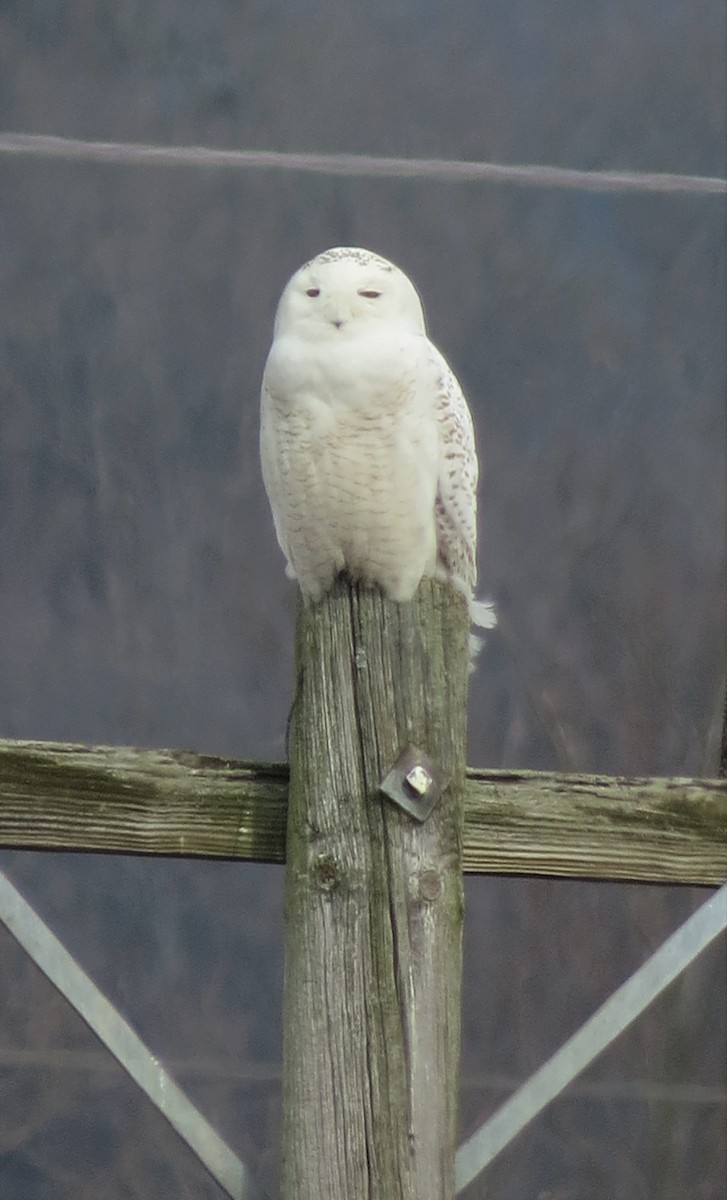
<box><xmin>380</xmin><ymin>747</ymin><xmax>449</xmax><ymax>822</ymax></box>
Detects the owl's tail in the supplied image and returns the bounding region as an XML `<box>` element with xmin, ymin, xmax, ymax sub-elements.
<box><xmin>468</xmin><ymin>596</ymin><xmax>498</xmax><ymax>672</ymax></box>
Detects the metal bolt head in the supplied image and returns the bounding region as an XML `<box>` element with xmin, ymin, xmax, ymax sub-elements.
<box><xmin>380</xmin><ymin>747</ymin><xmax>449</xmax><ymax>822</ymax></box>
<box><xmin>405</xmin><ymin>764</ymin><xmax>433</xmax><ymax>796</ymax></box>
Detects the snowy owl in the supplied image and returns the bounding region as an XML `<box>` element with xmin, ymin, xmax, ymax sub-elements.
<box><xmin>260</xmin><ymin>246</ymin><xmax>495</xmax><ymax>634</ymax></box>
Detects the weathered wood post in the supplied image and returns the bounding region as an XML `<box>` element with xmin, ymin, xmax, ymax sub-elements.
<box><xmin>282</xmin><ymin>576</ymin><xmax>470</xmax><ymax>1199</ymax></box>
<box><xmin>720</xmin><ymin>684</ymin><xmax>727</xmax><ymax>779</ymax></box>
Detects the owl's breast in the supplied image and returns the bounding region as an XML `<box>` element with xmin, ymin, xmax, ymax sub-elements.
<box><xmin>263</xmin><ymin>329</ymin><xmax>434</xmax><ymax>418</ymax></box>
<box><xmin>261</xmin><ymin>328</ymin><xmax>442</xmax><ymax>600</ymax></box>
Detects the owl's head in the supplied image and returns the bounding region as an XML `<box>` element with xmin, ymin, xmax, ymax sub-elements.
<box><xmin>273</xmin><ymin>247</ymin><xmax>426</xmax><ymax>341</ymax></box>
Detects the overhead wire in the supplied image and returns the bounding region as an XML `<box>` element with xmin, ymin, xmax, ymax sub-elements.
<box><xmin>1</xmin><ymin>132</ymin><xmax>725</xmax><ymax>194</ymax></box>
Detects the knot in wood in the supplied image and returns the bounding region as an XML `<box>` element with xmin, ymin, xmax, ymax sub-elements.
<box><xmin>313</xmin><ymin>853</ymin><xmax>340</xmax><ymax>894</ymax></box>
<box><xmin>418</xmin><ymin>868</ymin><xmax>442</xmax><ymax>903</ymax></box>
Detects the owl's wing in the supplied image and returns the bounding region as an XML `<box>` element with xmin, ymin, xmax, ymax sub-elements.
<box><xmin>260</xmin><ymin>379</ymin><xmax>298</xmax><ymax>580</ymax></box>
<box><xmin>428</xmin><ymin>344</ymin><xmax>478</xmax><ymax>597</ymax></box>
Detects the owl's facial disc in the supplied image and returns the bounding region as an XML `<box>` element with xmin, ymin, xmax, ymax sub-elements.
<box><xmin>274</xmin><ymin>248</ymin><xmax>426</xmax><ymax>339</ymax></box>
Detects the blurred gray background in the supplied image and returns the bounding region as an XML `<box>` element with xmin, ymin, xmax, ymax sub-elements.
<box><xmin>0</xmin><ymin>2</ymin><xmax>725</xmax><ymax>1197</ymax></box>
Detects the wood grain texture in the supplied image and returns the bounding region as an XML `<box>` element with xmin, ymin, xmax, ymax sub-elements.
<box><xmin>0</xmin><ymin>748</ymin><xmax>726</xmax><ymax>886</ymax></box>
<box><xmin>720</xmin><ymin>682</ymin><xmax>727</xmax><ymax>779</ymax></box>
<box><xmin>282</xmin><ymin>577</ymin><xmax>469</xmax><ymax>1200</ymax></box>
<box><xmin>463</xmin><ymin>770</ymin><xmax>727</xmax><ymax>884</ymax></box>
<box><xmin>0</xmin><ymin>739</ymin><xmax>288</xmax><ymax>862</ymax></box>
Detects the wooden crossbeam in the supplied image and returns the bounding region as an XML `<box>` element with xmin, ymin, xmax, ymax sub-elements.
<box><xmin>0</xmin><ymin>739</ymin><xmax>725</xmax><ymax>885</ymax></box>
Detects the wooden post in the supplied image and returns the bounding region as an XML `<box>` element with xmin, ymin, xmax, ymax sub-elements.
<box><xmin>720</xmin><ymin>682</ymin><xmax>727</xmax><ymax>779</ymax></box>
<box><xmin>282</xmin><ymin>577</ymin><xmax>470</xmax><ymax>1200</ymax></box>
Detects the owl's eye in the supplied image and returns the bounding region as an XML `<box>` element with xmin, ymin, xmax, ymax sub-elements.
<box><xmin>358</xmin><ymin>289</ymin><xmax>381</xmax><ymax>299</ymax></box>
<box><xmin>305</xmin><ymin>287</ymin><xmax>320</xmax><ymax>298</ymax></box>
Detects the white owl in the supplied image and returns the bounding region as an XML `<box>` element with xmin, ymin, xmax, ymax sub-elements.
<box><xmin>260</xmin><ymin>246</ymin><xmax>495</xmax><ymax>634</ymax></box>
